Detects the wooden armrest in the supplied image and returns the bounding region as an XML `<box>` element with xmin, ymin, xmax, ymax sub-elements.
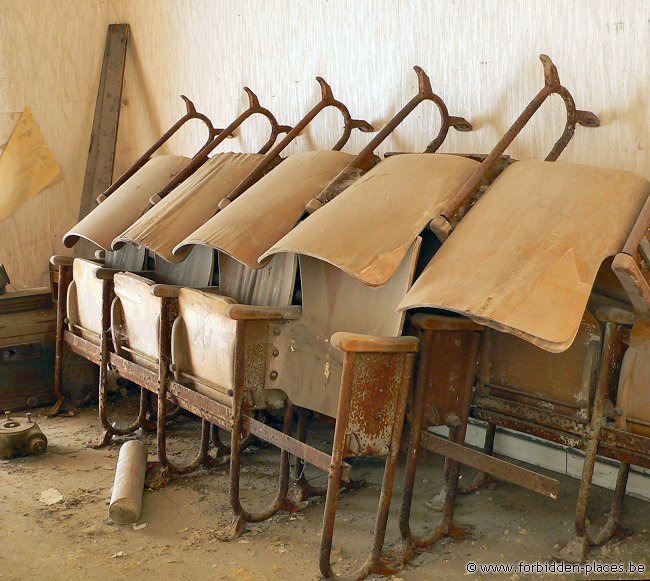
<box><xmin>428</xmin><ymin>215</ymin><xmax>452</xmax><ymax>242</ymax></box>
<box><xmin>331</xmin><ymin>332</ymin><xmax>419</xmax><ymax>353</ymax></box>
<box><xmin>50</xmin><ymin>255</ymin><xmax>74</xmax><ymax>268</ymax></box>
<box><xmin>223</xmin><ymin>304</ymin><xmax>302</xmax><ymax>321</ymax></box>
<box><xmin>594</xmin><ymin>305</ymin><xmax>636</xmax><ymax>326</ymax></box>
<box><xmin>410</xmin><ymin>313</ymin><xmax>484</xmax><ymax>332</ymax></box>
<box><xmin>94</xmin><ymin>267</ymin><xmax>120</xmax><ymax>280</ymax></box>
<box><xmin>150</xmin><ymin>284</ymin><xmax>182</xmax><ymax>298</ymax></box>
<box><xmin>612</xmin><ymin>253</ymin><xmax>650</xmax><ymax>320</ymax></box>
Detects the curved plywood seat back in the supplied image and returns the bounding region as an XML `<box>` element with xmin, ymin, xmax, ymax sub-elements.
<box><xmin>615</xmin><ymin>321</ymin><xmax>650</xmax><ymax>437</ymax></box>
<box><xmin>63</xmin><ymin>155</ymin><xmax>190</xmax><ymax>251</ymax></box>
<box><xmin>173</xmin><ymin>150</ymin><xmax>355</xmax><ymax>268</ymax></box>
<box><xmin>104</xmin><ymin>245</ymin><xmax>146</xmax><ymax>272</ymax></box>
<box><xmin>481</xmin><ymin>312</ymin><xmax>601</xmax><ymax>419</ymax></box>
<box><xmin>271</xmin><ymin>240</ymin><xmax>421</xmax><ymax>418</ymax></box>
<box><xmin>67</xmin><ymin>258</ymin><xmax>105</xmax><ymax>344</ymax></box>
<box><xmin>171</xmin><ymin>289</ymin><xmax>238</xmax><ymax>405</ymax></box>
<box><xmin>111</xmin><ymin>272</ymin><xmax>161</xmax><ymax>370</ymax></box>
<box><xmin>114</xmin><ymin>153</ymin><xmax>264</xmax><ymax>262</ymax></box>
<box><xmin>154</xmin><ymin>245</ymin><xmax>215</xmax><ymax>288</ymax></box>
<box><xmin>263</xmin><ymin>154</ymin><xmax>479</xmax><ymax>286</ymax></box>
<box><xmin>400</xmin><ymin>161</ymin><xmax>650</xmax><ymax>352</ymax></box>
<box><xmin>218</xmin><ymin>252</ymin><xmax>297</xmax><ymax>307</ymax></box>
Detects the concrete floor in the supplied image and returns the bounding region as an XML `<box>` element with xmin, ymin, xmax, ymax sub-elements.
<box><xmin>1</xmin><ymin>396</ymin><xmax>649</xmax><ymax>580</ymax></box>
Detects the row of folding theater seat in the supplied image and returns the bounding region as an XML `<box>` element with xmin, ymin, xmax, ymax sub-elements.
<box><xmin>49</xmin><ymin>53</ymin><xmax>650</xmax><ymax>579</ymax></box>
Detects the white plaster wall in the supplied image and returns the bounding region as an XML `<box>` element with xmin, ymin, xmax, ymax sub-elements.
<box><xmin>1</xmin><ymin>0</ymin><xmax>649</xmax><ymax>287</ymax></box>
<box><xmin>1</xmin><ymin>0</ymin><xmax>649</xmax><ymax>497</ymax></box>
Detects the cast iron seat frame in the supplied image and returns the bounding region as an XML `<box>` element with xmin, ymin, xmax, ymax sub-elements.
<box><xmin>395</xmin><ymin>54</ymin><xmax>607</xmax><ymax>567</ymax></box>
<box><xmin>108</xmin><ymin>67</ymin><xmax>474</xmax><ymax>581</ymax></box>
<box><xmin>51</xmin><ymin>88</ymin><xmax>290</xmax><ymax>432</ymax></box>
<box><xmin>398</xmin><ymin>175</ymin><xmax>650</xmax><ymax>561</ymax></box>
<box><xmin>104</xmin><ymin>77</ymin><xmax>379</xmax><ymax>481</ymax></box>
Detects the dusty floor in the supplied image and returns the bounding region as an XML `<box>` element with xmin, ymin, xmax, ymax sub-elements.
<box><xmin>1</xmin><ymin>395</ymin><xmax>649</xmax><ymax>581</ymax></box>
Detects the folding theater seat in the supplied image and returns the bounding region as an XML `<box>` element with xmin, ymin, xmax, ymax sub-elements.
<box><xmin>143</xmin><ymin>67</ymin><xmax>475</xmax><ymax>579</ymax></box>
<box><xmin>157</xmin><ymin>59</ymin><xmax>602</xmax><ymax>578</ymax></box>
<box><xmin>398</xmin><ymin>149</ymin><xmax>650</xmax><ymax>563</ymax></box>
<box><xmin>50</xmin><ymin>90</ymin><xmax>286</xmax><ymax>424</ymax></box>
<box><xmin>104</xmin><ymin>77</ymin><xmax>377</xmax><ymax>474</ymax></box>
<box><xmin>350</xmin><ymin>54</ymin><xmax>609</xmax><ymax>569</ymax></box>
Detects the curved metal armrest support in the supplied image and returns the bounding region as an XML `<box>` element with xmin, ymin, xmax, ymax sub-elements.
<box><xmin>438</xmin><ymin>54</ymin><xmax>601</xmax><ymax>235</ymax></box>
<box><xmin>154</xmin><ymin>88</ymin><xmax>290</xmax><ymax>203</ymax></box>
<box><xmin>220</xmin><ymin>77</ymin><xmax>375</xmax><ymax>209</ymax></box>
<box><xmin>331</xmin><ymin>332</ymin><xmax>419</xmax><ymax>353</ymax></box>
<box><xmin>306</xmin><ymin>66</ymin><xmax>474</xmax><ymax>213</ymax></box>
<box><xmin>98</xmin><ymin>95</ymin><xmax>220</xmax><ymax>203</ymax></box>
<box><xmin>50</xmin><ymin>255</ymin><xmax>75</xmax><ymax>268</ymax></box>
<box><xmin>317</xmin><ymin>75</ymin><xmax>375</xmax><ymax>152</ymax></box>
<box><xmin>410</xmin><ymin>313</ymin><xmax>484</xmax><ymax>332</ymax></box>
<box><xmin>224</xmin><ymin>304</ymin><xmax>302</xmax><ymax>321</ymax></box>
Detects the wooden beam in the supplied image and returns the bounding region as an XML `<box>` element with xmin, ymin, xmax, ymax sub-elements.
<box><xmin>75</xmin><ymin>23</ymin><xmax>129</xmax><ymax>256</ymax></box>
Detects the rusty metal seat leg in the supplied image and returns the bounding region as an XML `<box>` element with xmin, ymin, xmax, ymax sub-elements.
<box><xmin>93</xmin><ymin>279</ymin><xmax>151</xmax><ymax>448</ymax></box>
<box><xmin>147</xmin><ymin>299</ymin><xmax>227</xmax><ymax>488</ymax></box>
<box><xmin>319</xmin><ymin>346</ymin><xmax>415</xmax><ymax>580</ymax></box>
<box><xmin>557</xmin><ymin>321</ymin><xmax>630</xmax><ymax>562</ymax></box>
<box><xmin>397</xmin><ymin>378</ymin><xmax>470</xmax><ymax>565</ymax></box>
<box><xmin>292</xmin><ymin>408</ymin><xmax>329</xmax><ymax>502</ymax></box>
<box><xmin>397</xmin><ymin>320</ymin><xmax>479</xmax><ymax>561</ymax></box>
<box><xmin>292</xmin><ymin>408</ymin><xmax>366</xmax><ymax>504</ymax></box>
<box><xmin>48</xmin><ymin>260</ymin><xmax>73</xmax><ymax>417</ymax></box>
<box><xmin>395</xmin><ymin>320</ymin><xmax>561</xmax><ymax>566</ymax></box>
<box><xmin>223</xmin><ymin>400</ymin><xmax>298</xmax><ymax>541</ymax></box>
<box><xmin>456</xmin><ymin>422</ymin><xmax>496</xmax><ymax>494</ymax></box>
<box><xmin>428</xmin><ymin>422</ymin><xmax>496</xmax><ymax>510</ymax></box>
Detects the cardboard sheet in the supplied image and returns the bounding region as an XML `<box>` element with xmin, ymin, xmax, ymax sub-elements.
<box><xmin>0</xmin><ymin>107</ymin><xmax>62</xmax><ymax>222</ymax></box>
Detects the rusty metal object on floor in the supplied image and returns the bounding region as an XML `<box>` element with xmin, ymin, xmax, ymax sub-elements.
<box><xmin>0</xmin><ymin>411</ymin><xmax>47</xmax><ymax>459</ymax></box>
